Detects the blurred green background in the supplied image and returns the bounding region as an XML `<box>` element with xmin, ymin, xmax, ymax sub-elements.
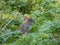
<box><xmin>0</xmin><ymin>0</ymin><xmax>60</xmax><ymax>45</ymax></box>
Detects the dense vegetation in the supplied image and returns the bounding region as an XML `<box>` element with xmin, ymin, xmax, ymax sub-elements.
<box><xmin>0</xmin><ymin>0</ymin><xmax>60</xmax><ymax>45</ymax></box>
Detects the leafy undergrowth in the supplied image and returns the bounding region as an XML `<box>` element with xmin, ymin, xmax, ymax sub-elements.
<box><xmin>0</xmin><ymin>0</ymin><xmax>60</xmax><ymax>45</ymax></box>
